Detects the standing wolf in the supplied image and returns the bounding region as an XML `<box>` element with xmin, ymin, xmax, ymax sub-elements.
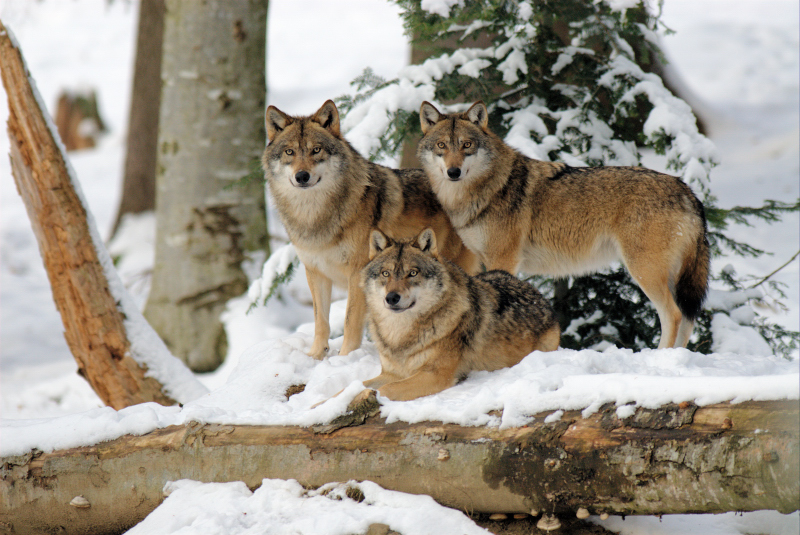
<box><xmin>361</xmin><ymin>228</ymin><xmax>560</xmax><ymax>401</ymax></box>
<box><xmin>263</xmin><ymin>100</ymin><xmax>475</xmax><ymax>359</ymax></box>
<box><xmin>417</xmin><ymin>101</ymin><xmax>709</xmax><ymax>349</ymax></box>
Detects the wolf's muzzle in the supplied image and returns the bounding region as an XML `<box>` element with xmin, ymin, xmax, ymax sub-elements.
<box><xmin>385</xmin><ymin>291</ymin><xmax>413</xmax><ymax>312</ymax></box>
<box><xmin>447</xmin><ymin>167</ymin><xmax>461</xmax><ymax>181</ymax></box>
<box><xmin>294</xmin><ymin>170</ymin><xmax>311</xmax><ymax>186</ymax></box>
<box><xmin>385</xmin><ymin>292</ymin><xmax>401</xmax><ymax>306</ymax></box>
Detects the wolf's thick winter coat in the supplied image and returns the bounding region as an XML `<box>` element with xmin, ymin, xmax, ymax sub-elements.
<box><xmin>263</xmin><ymin>100</ymin><xmax>475</xmax><ymax>359</ymax></box>
<box><xmin>361</xmin><ymin>228</ymin><xmax>560</xmax><ymax>401</ymax></box>
<box><xmin>417</xmin><ymin>101</ymin><xmax>709</xmax><ymax>349</ymax></box>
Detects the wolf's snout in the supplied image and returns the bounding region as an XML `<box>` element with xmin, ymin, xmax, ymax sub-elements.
<box><xmin>385</xmin><ymin>292</ymin><xmax>401</xmax><ymax>306</ymax></box>
<box><xmin>447</xmin><ymin>167</ymin><xmax>461</xmax><ymax>180</ymax></box>
<box><xmin>295</xmin><ymin>170</ymin><xmax>311</xmax><ymax>185</ymax></box>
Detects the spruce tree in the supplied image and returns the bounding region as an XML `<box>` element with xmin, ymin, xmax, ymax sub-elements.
<box><xmin>332</xmin><ymin>0</ymin><xmax>798</xmax><ymax>356</ymax></box>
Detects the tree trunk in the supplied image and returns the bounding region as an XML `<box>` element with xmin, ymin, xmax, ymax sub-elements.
<box><xmin>0</xmin><ymin>20</ymin><xmax>178</xmax><ymax>409</ymax></box>
<box><xmin>144</xmin><ymin>0</ymin><xmax>269</xmax><ymax>372</ymax></box>
<box><xmin>110</xmin><ymin>0</ymin><xmax>165</xmax><ymax>237</ymax></box>
<box><xmin>2</xmin><ymin>400</ymin><xmax>797</xmax><ymax>534</ymax></box>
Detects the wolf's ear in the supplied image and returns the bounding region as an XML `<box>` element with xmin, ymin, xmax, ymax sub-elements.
<box><xmin>369</xmin><ymin>230</ymin><xmax>391</xmax><ymax>260</ymax></box>
<box><xmin>414</xmin><ymin>228</ymin><xmax>438</xmax><ymax>256</ymax></box>
<box><xmin>466</xmin><ymin>101</ymin><xmax>488</xmax><ymax>129</ymax></box>
<box><xmin>420</xmin><ymin>101</ymin><xmax>442</xmax><ymax>134</ymax></box>
<box><xmin>266</xmin><ymin>106</ymin><xmax>292</xmax><ymax>143</ymax></box>
<box><xmin>312</xmin><ymin>100</ymin><xmax>341</xmax><ymax>136</ymax></box>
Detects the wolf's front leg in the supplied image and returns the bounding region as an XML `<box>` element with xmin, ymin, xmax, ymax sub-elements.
<box><xmin>363</xmin><ymin>371</ymin><xmax>402</xmax><ymax>390</ymax></box>
<box><xmin>339</xmin><ymin>274</ymin><xmax>367</xmax><ymax>355</ymax></box>
<box><xmin>377</xmin><ymin>354</ymin><xmax>460</xmax><ymax>401</ymax></box>
<box><xmin>377</xmin><ymin>369</ymin><xmax>458</xmax><ymax>401</ymax></box>
<box><xmin>306</xmin><ymin>266</ymin><xmax>333</xmax><ymax>360</ymax></box>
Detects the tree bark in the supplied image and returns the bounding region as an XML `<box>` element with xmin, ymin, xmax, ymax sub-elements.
<box><xmin>0</xmin><ymin>20</ymin><xmax>177</xmax><ymax>409</ymax></box>
<box><xmin>110</xmin><ymin>0</ymin><xmax>165</xmax><ymax>237</ymax></box>
<box><xmin>2</xmin><ymin>400</ymin><xmax>797</xmax><ymax>534</ymax></box>
<box><xmin>144</xmin><ymin>0</ymin><xmax>269</xmax><ymax>372</ymax></box>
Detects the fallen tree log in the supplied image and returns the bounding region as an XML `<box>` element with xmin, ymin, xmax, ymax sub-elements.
<box><xmin>2</xmin><ymin>399</ymin><xmax>797</xmax><ymax>534</ymax></box>
<box><xmin>0</xmin><ymin>19</ymin><xmax>204</xmax><ymax>409</ymax></box>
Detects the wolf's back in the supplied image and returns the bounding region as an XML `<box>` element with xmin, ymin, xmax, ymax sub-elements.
<box><xmin>476</xmin><ymin>270</ymin><xmax>559</xmax><ymax>336</ymax></box>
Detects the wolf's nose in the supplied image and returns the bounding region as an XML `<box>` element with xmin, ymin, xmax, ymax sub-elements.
<box><xmin>447</xmin><ymin>167</ymin><xmax>461</xmax><ymax>179</ymax></box>
<box><xmin>295</xmin><ymin>170</ymin><xmax>310</xmax><ymax>184</ymax></box>
<box><xmin>385</xmin><ymin>292</ymin><xmax>401</xmax><ymax>306</ymax></box>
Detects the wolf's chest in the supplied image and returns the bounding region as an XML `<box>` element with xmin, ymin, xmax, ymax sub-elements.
<box><xmin>458</xmin><ymin>224</ymin><xmax>489</xmax><ymax>255</ymax></box>
<box><xmin>296</xmin><ymin>242</ymin><xmax>359</xmax><ymax>288</ymax></box>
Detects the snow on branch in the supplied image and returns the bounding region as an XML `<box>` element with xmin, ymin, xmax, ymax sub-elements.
<box><xmin>247</xmin><ymin>243</ymin><xmax>299</xmax><ymax>310</ymax></box>
<box><xmin>341</xmin><ymin>0</ymin><xmax>717</xmax><ymax>192</ymax></box>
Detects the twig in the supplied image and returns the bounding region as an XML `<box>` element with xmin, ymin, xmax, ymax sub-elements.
<box><xmin>749</xmin><ymin>250</ymin><xmax>800</xmax><ymax>289</ymax></box>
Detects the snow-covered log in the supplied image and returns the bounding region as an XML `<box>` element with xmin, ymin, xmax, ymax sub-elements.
<box><xmin>1</xmin><ymin>399</ymin><xmax>797</xmax><ymax>535</ymax></box>
<box><xmin>0</xmin><ymin>20</ymin><xmax>207</xmax><ymax>409</ymax></box>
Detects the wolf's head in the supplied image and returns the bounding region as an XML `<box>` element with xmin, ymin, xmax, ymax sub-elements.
<box><xmin>362</xmin><ymin>228</ymin><xmax>448</xmax><ymax>315</ymax></box>
<box><xmin>417</xmin><ymin>101</ymin><xmax>495</xmax><ymax>186</ymax></box>
<box><xmin>262</xmin><ymin>100</ymin><xmax>347</xmax><ymax>191</ymax></box>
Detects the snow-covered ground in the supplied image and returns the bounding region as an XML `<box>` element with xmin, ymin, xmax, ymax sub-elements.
<box><xmin>1</xmin><ymin>1</ymin><xmax>798</xmax><ymax>533</ymax></box>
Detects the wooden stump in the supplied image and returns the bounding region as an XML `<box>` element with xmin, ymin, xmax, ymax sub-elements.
<box><xmin>54</xmin><ymin>89</ymin><xmax>106</xmax><ymax>151</ymax></box>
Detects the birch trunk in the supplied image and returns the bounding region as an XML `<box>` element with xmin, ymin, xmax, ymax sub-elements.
<box><xmin>144</xmin><ymin>0</ymin><xmax>269</xmax><ymax>372</ymax></box>
<box><xmin>1</xmin><ymin>400</ymin><xmax>797</xmax><ymax>534</ymax></box>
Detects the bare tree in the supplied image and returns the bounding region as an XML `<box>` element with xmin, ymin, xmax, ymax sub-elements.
<box><xmin>110</xmin><ymin>0</ymin><xmax>165</xmax><ymax>236</ymax></box>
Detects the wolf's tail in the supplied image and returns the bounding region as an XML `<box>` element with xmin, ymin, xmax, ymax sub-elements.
<box><xmin>674</xmin><ymin>207</ymin><xmax>710</xmax><ymax>321</ymax></box>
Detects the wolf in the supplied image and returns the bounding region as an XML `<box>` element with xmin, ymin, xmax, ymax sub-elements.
<box><xmin>263</xmin><ymin>100</ymin><xmax>476</xmax><ymax>359</ymax></box>
<box><xmin>360</xmin><ymin>228</ymin><xmax>560</xmax><ymax>401</ymax></box>
<box><xmin>417</xmin><ymin>101</ymin><xmax>710</xmax><ymax>349</ymax></box>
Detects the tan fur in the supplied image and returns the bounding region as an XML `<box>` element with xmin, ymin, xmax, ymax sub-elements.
<box><xmin>361</xmin><ymin>228</ymin><xmax>560</xmax><ymax>401</ymax></box>
<box><xmin>418</xmin><ymin>101</ymin><xmax>710</xmax><ymax>349</ymax></box>
<box><xmin>263</xmin><ymin>100</ymin><xmax>477</xmax><ymax>359</ymax></box>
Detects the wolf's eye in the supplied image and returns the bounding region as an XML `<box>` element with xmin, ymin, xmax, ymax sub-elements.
<box><xmin>312</xmin><ymin>146</ymin><xmax>321</xmax><ymax>154</ymax></box>
<box><xmin>381</xmin><ymin>271</ymin><xmax>390</xmax><ymax>277</ymax></box>
<box><xmin>409</xmin><ymin>270</ymin><xmax>418</xmax><ymax>277</ymax></box>
<box><xmin>437</xmin><ymin>142</ymin><xmax>446</xmax><ymax>149</ymax></box>
<box><xmin>463</xmin><ymin>141</ymin><xmax>472</xmax><ymax>149</ymax></box>
<box><xmin>285</xmin><ymin>149</ymin><xmax>294</xmax><ymax>156</ymax></box>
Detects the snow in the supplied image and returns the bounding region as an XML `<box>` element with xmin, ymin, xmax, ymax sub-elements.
<box><xmin>107</xmin><ymin>212</ymin><xmax>156</xmax><ymax>309</ymax></box>
<box><xmin>4</xmin><ymin>335</ymin><xmax>795</xmax><ymax>457</ymax></box>
<box><xmin>127</xmin><ymin>479</ymin><xmax>491</xmax><ymax>535</ymax></box>
<box><xmin>600</xmin><ymin>54</ymin><xmax>717</xmax><ymax>190</ymax></box>
<box><xmin>595</xmin><ymin>511</ymin><xmax>800</xmax><ymax>535</ymax></box>
<box><xmin>420</xmin><ymin>0</ymin><xmax>465</xmax><ymax>18</ymax></box>
<box><xmin>0</xmin><ymin>0</ymin><xmax>798</xmax><ymax>533</ymax></box>
<box><xmin>551</xmin><ymin>46</ymin><xmax>596</xmax><ymax>76</ymax></box>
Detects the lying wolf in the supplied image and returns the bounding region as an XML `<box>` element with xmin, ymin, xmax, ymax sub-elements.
<box><xmin>361</xmin><ymin>228</ymin><xmax>560</xmax><ymax>401</ymax></box>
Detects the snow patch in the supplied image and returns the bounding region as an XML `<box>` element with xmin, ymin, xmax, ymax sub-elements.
<box><xmin>127</xmin><ymin>479</ymin><xmax>490</xmax><ymax>535</ymax></box>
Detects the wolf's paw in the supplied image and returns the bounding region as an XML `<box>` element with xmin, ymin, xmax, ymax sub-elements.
<box><xmin>337</xmin><ymin>340</ymin><xmax>362</xmax><ymax>356</ymax></box>
<box><xmin>307</xmin><ymin>342</ymin><xmax>329</xmax><ymax>360</ymax></box>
